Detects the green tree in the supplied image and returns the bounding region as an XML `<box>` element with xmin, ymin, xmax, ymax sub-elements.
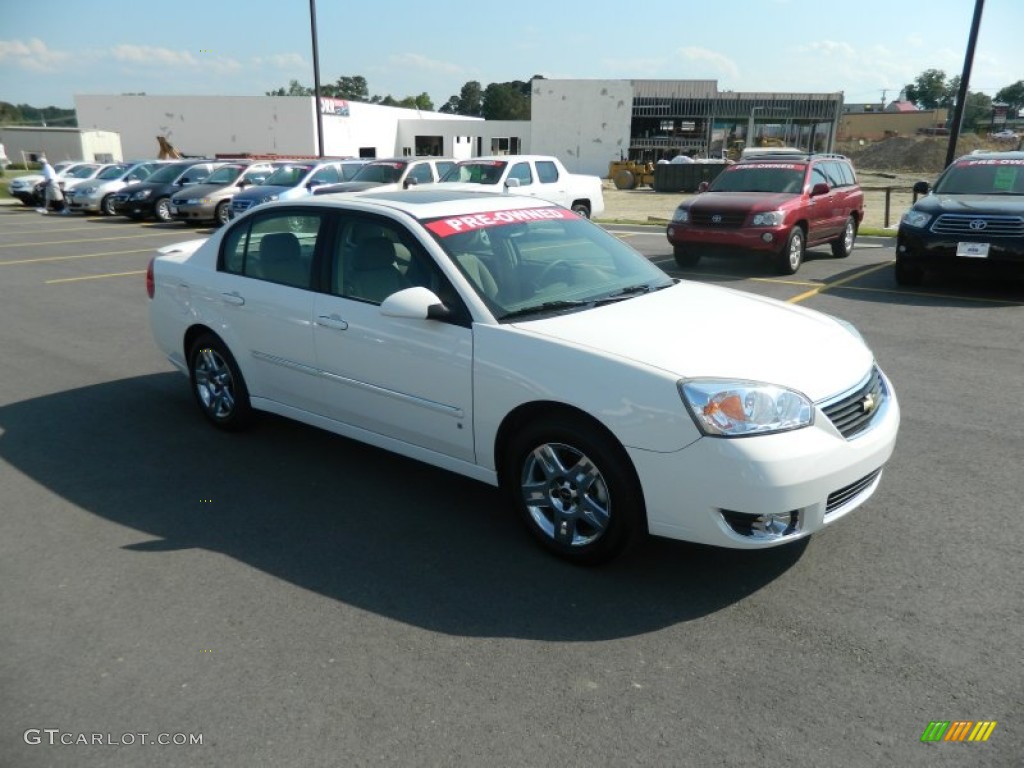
<box><xmin>439</xmin><ymin>81</ymin><xmax>483</xmax><ymax>116</ymax></box>
<box><xmin>266</xmin><ymin>79</ymin><xmax>313</xmax><ymax>97</ymax></box>
<box><xmin>995</xmin><ymin>80</ymin><xmax>1024</xmax><ymax>111</ymax></box>
<box><xmin>482</xmin><ymin>81</ymin><xmax>531</xmax><ymax>120</ymax></box>
<box><xmin>323</xmin><ymin>75</ymin><xmax>369</xmax><ymax>101</ymax></box>
<box><xmin>904</xmin><ymin>68</ymin><xmax>950</xmax><ymax>109</ymax></box>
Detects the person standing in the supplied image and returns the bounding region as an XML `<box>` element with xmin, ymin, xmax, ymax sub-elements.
<box><xmin>38</xmin><ymin>155</ymin><xmax>67</xmax><ymax>214</ymax></box>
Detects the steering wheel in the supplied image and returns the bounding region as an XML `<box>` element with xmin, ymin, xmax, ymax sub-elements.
<box><xmin>536</xmin><ymin>259</ymin><xmax>574</xmax><ymax>286</ymax></box>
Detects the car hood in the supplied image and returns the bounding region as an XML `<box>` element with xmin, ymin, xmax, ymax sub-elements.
<box><xmin>171</xmin><ymin>182</ymin><xmax>234</xmax><ymax>199</ymax></box>
<box><xmin>323</xmin><ymin>181</ymin><xmax>386</xmax><ymax>193</ymax></box>
<box><xmin>11</xmin><ymin>174</ymin><xmax>44</xmax><ymax>187</ymax></box>
<box><xmin>233</xmin><ymin>185</ymin><xmax>292</xmax><ymax>200</ymax></box>
<box><xmin>688</xmin><ymin>191</ymin><xmax>798</xmax><ymax>211</ymax></box>
<box><xmin>512</xmin><ymin>281</ymin><xmax>873</xmax><ymax>402</ymax></box>
<box><xmin>912</xmin><ymin>193</ymin><xmax>1024</xmax><ymax>215</ymax></box>
<box><xmin>119</xmin><ymin>181</ymin><xmax>178</xmax><ymax>195</ymax></box>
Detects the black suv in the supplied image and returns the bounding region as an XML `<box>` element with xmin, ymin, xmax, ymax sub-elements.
<box><xmin>896</xmin><ymin>151</ymin><xmax>1024</xmax><ymax>285</ymax></box>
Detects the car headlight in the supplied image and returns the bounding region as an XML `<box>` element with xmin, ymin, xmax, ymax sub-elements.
<box><xmin>130</xmin><ymin>189</ymin><xmax>152</xmax><ymax>200</ymax></box>
<box><xmin>751</xmin><ymin>211</ymin><xmax>785</xmax><ymax>227</ymax></box>
<box><xmin>671</xmin><ymin>207</ymin><xmax>690</xmax><ymax>224</ymax></box>
<box><xmin>901</xmin><ymin>209</ymin><xmax>931</xmax><ymax>228</ymax></box>
<box><xmin>679</xmin><ymin>379</ymin><xmax>814</xmax><ymax>437</ymax></box>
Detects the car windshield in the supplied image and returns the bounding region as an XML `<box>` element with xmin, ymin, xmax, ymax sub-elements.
<box><xmin>933</xmin><ymin>159</ymin><xmax>1024</xmax><ymax>195</ymax></box>
<box><xmin>66</xmin><ymin>165</ymin><xmax>99</xmax><ymax>178</ymax></box>
<box><xmin>440</xmin><ymin>162</ymin><xmax>508</xmax><ymax>184</ymax></box>
<box><xmin>340</xmin><ymin>163</ymin><xmax>364</xmax><ymax>181</ymax></box>
<box><xmin>425</xmin><ymin>207</ymin><xmax>673</xmax><ymax>320</ymax></box>
<box><xmin>710</xmin><ymin>164</ymin><xmax>806</xmax><ymax>193</ymax></box>
<box><xmin>204</xmin><ymin>165</ymin><xmax>245</xmax><ymax>185</ymax></box>
<box><xmin>96</xmin><ymin>164</ymin><xmax>131</xmax><ymax>180</ymax></box>
<box><xmin>352</xmin><ymin>162</ymin><xmax>405</xmax><ymax>183</ymax></box>
<box><xmin>146</xmin><ymin>164</ymin><xmax>191</xmax><ymax>184</ymax></box>
<box><xmin>263</xmin><ymin>165</ymin><xmax>313</xmax><ymax>186</ymax></box>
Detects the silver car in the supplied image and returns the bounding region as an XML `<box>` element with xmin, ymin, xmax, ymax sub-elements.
<box><xmin>66</xmin><ymin>161</ymin><xmax>165</xmax><ymax>215</ymax></box>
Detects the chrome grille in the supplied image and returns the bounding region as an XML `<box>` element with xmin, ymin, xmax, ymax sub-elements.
<box><xmin>821</xmin><ymin>367</ymin><xmax>885</xmax><ymax>439</ymax></box>
<box><xmin>930</xmin><ymin>214</ymin><xmax>1024</xmax><ymax>237</ymax></box>
<box><xmin>826</xmin><ymin>469</ymin><xmax>881</xmax><ymax>514</ymax></box>
<box><xmin>691</xmin><ymin>210</ymin><xmax>747</xmax><ymax>227</ymax></box>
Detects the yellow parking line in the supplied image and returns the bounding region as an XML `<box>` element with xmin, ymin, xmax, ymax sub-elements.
<box><xmin>46</xmin><ymin>270</ymin><xmax>146</xmax><ymax>284</ymax></box>
<box><xmin>787</xmin><ymin>261</ymin><xmax>894</xmax><ymax>303</ymax></box>
<box><xmin>0</xmin><ymin>247</ymin><xmax>153</xmax><ymax>266</ymax></box>
<box><xmin>0</xmin><ymin>232</ymin><xmax>189</xmax><ymax>248</ymax></box>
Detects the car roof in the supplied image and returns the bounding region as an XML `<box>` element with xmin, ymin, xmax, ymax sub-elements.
<box><xmin>268</xmin><ymin>187</ymin><xmax>571</xmax><ymax>219</ymax></box>
<box><xmin>455</xmin><ymin>155</ymin><xmax>555</xmax><ymax>163</ymax></box>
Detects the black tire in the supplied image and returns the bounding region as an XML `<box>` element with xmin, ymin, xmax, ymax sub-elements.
<box><xmin>673</xmin><ymin>246</ymin><xmax>701</xmax><ymax>269</ymax></box>
<box><xmin>613</xmin><ymin>169</ymin><xmax>636</xmax><ymax>190</ymax></box>
<box><xmin>503</xmin><ymin>415</ymin><xmax>645</xmax><ymax>565</ymax></box>
<box><xmin>214</xmin><ymin>200</ymin><xmax>231</xmax><ymax>226</ymax></box>
<box><xmin>187</xmin><ymin>334</ymin><xmax>252</xmax><ymax>431</ymax></box>
<box><xmin>100</xmin><ymin>194</ymin><xmax>117</xmax><ymax>216</ymax></box>
<box><xmin>831</xmin><ymin>216</ymin><xmax>857</xmax><ymax>258</ymax></box>
<box><xmin>571</xmin><ymin>201</ymin><xmax>591</xmax><ymax>219</ymax></box>
<box><xmin>894</xmin><ymin>258</ymin><xmax>925</xmax><ymax>287</ymax></box>
<box><xmin>777</xmin><ymin>227</ymin><xmax>805</xmax><ymax>274</ymax></box>
<box><xmin>153</xmin><ymin>197</ymin><xmax>173</xmax><ymax>223</ymax></box>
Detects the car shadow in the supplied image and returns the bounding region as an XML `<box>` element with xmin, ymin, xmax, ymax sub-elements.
<box><xmin>0</xmin><ymin>373</ymin><xmax>807</xmax><ymax>641</ymax></box>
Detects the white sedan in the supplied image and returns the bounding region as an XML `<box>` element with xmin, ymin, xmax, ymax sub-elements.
<box><xmin>148</xmin><ymin>190</ymin><xmax>900</xmax><ymax>564</ymax></box>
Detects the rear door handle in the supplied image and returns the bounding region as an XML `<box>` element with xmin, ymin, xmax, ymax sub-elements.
<box><xmin>221</xmin><ymin>291</ymin><xmax>245</xmax><ymax>306</ymax></box>
<box><xmin>316</xmin><ymin>314</ymin><xmax>349</xmax><ymax>331</ymax></box>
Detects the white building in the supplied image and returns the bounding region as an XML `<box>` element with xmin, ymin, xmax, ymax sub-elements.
<box><xmin>0</xmin><ymin>126</ymin><xmax>123</xmax><ymax>165</ymax></box>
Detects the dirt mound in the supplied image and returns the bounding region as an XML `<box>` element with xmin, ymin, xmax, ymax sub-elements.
<box><xmin>838</xmin><ymin>135</ymin><xmax>999</xmax><ymax>174</ymax></box>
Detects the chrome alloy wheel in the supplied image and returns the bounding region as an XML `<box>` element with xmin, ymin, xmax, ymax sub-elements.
<box><xmin>521</xmin><ymin>442</ymin><xmax>611</xmax><ymax>547</ymax></box>
<box><xmin>194</xmin><ymin>347</ymin><xmax>236</xmax><ymax>419</ymax></box>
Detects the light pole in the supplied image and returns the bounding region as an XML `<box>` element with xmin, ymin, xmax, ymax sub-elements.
<box><xmin>746</xmin><ymin>106</ymin><xmax>764</xmax><ymax>149</ymax></box>
<box><xmin>310</xmin><ymin>0</ymin><xmax>325</xmax><ymax>158</ymax></box>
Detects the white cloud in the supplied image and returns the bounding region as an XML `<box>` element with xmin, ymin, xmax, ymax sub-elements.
<box><xmin>0</xmin><ymin>37</ymin><xmax>70</xmax><ymax>72</ymax></box>
<box><xmin>111</xmin><ymin>44</ymin><xmax>199</xmax><ymax>67</ymax></box>
<box><xmin>676</xmin><ymin>47</ymin><xmax>739</xmax><ymax>80</ymax></box>
<box><xmin>387</xmin><ymin>53</ymin><xmax>464</xmax><ymax>76</ymax></box>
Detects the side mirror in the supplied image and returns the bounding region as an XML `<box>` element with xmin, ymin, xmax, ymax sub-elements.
<box><xmin>697</xmin><ymin>181</ymin><xmax>709</xmax><ymax>193</ymax></box>
<box><xmin>505</xmin><ymin>178</ymin><xmax>521</xmax><ymax>189</ymax></box>
<box><xmin>380</xmin><ymin>286</ymin><xmax>447</xmax><ymax>320</ymax></box>
<box><xmin>237</xmin><ymin>179</ymin><xmax>249</xmax><ymax>188</ymax></box>
<box><xmin>912</xmin><ymin>180</ymin><xmax>930</xmax><ymax>195</ymax></box>
<box><xmin>810</xmin><ymin>182</ymin><xmax>830</xmax><ymax>197</ymax></box>
<box><xmin>403</xmin><ymin>177</ymin><xmax>419</xmax><ymax>189</ymax></box>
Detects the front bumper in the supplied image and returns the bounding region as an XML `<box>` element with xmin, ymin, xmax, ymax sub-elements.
<box><xmin>633</xmin><ymin>368</ymin><xmax>900</xmax><ymax>548</ymax></box>
<box><xmin>666</xmin><ymin>223</ymin><xmax>790</xmax><ymax>255</ymax></box>
<box><xmin>113</xmin><ymin>197</ymin><xmax>156</xmax><ymax>218</ymax></box>
<box><xmin>897</xmin><ymin>228</ymin><xmax>1024</xmax><ymax>273</ymax></box>
<box><xmin>170</xmin><ymin>201</ymin><xmax>217</xmax><ymax>221</ymax></box>
<box><xmin>66</xmin><ymin>192</ymin><xmax>102</xmax><ymax>212</ymax></box>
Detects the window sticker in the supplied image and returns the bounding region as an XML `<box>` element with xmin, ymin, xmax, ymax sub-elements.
<box><xmin>425</xmin><ymin>207</ymin><xmax>576</xmax><ymax>237</ymax></box>
<box><xmin>993</xmin><ymin>166</ymin><xmax>1017</xmax><ymax>191</ymax></box>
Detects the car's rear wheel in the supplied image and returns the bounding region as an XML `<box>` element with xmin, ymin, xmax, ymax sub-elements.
<box><xmin>188</xmin><ymin>334</ymin><xmax>252</xmax><ymax>430</ymax></box>
<box><xmin>831</xmin><ymin>216</ymin><xmax>857</xmax><ymax>258</ymax></box>
<box><xmin>571</xmin><ymin>201</ymin><xmax>591</xmax><ymax>218</ymax></box>
<box><xmin>100</xmin><ymin>194</ymin><xmax>117</xmax><ymax>216</ymax></box>
<box><xmin>894</xmin><ymin>258</ymin><xmax>925</xmax><ymax>286</ymax></box>
<box><xmin>153</xmin><ymin>197</ymin><xmax>173</xmax><ymax>222</ymax></box>
<box><xmin>503</xmin><ymin>415</ymin><xmax>644</xmax><ymax>565</ymax></box>
<box><xmin>673</xmin><ymin>246</ymin><xmax>701</xmax><ymax>268</ymax></box>
<box><xmin>777</xmin><ymin>227</ymin><xmax>805</xmax><ymax>274</ymax></box>
<box><xmin>214</xmin><ymin>201</ymin><xmax>230</xmax><ymax>226</ymax></box>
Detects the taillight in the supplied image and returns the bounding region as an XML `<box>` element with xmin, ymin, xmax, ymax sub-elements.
<box><xmin>146</xmin><ymin>257</ymin><xmax>155</xmax><ymax>298</ymax></box>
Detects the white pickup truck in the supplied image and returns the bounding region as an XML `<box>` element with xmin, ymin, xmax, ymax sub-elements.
<box><xmin>438</xmin><ymin>155</ymin><xmax>605</xmax><ymax>218</ymax></box>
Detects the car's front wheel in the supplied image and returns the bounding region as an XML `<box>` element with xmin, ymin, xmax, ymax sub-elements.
<box><xmin>154</xmin><ymin>197</ymin><xmax>173</xmax><ymax>222</ymax></box>
<box><xmin>100</xmin><ymin>194</ymin><xmax>117</xmax><ymax>216</ymax></box>
<box><xmin>188</xmin><ymin>334</ymin><xmax>252</xmax><ymax>430</ymax></box>
<box><xmin>215</xmin><ymin>201</ymin><xmax>231</xmax><ymax>226</ymax></box>
<box><xmin>571</xmin><ymin>201</ymin><xmax>591</xmax><ymax>218</ymax></box>
<box><xmin>777</xmin><ymin>227</ymin><xmax>805</xmax><ymax>274</ymax></box>
<box><xmin>504</xmin><ymin>415</ymin><xmax>644</xmax><ymax>565</ymax></box>
<box><xmin>831</xmin><ymin>216</ymin><xmax>857</xmax><ymax>258</ymax></box>
<box><xmin>673</xmin><ymin>246</ymin><xmax>701</xmax><ymax>268</ymax></box>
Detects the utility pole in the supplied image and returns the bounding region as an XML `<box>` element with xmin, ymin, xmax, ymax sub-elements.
<box><xmin>310</xmin><ymin>0</ymin><xmax>325</xmax><ymax>158</ymax></box>
<box><xmin>945</xmin><ymin>0</ymin><xmax>985</xmax><ymax>167</ymax></box>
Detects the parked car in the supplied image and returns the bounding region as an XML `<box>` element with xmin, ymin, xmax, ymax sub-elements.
<box><xmin>65</xmin><ymin>161</ymin><xmax>165</xmax><ymax>215</ymax></box>
<box><xmin>229</xmin><ymin>160</ymin><xmax>367</xmax><ymax>218</ymax></box>
<box><xmin>170</xmin><ymin>161</ymin><xmax>279</xmax><ymax>225</ymax></box>
<box><xmin>990</xmin><ymin>129</ymin><xmax>1019</xmax><ymax>141</ymax></box>
<box><xmin>895</xmin><ymin>150</ymin><xmax>1024</xmax><ymax>285</ymax></box>
<box><xmin>8</xmin><ymin>161</ymin><xmax>94</xmax><ymax>206</ymax></box>
<box><xmin>147</xmin><ymin>189</ymin><xmax>899</xmax><ymax>564</ymax></box>
<box><xmin>439</xmin><ymin>155</ymin><xmax>605</xmax><ymax>218</ymax></box>
<box><xmin>313</xmin><ymin>157</ymin><xmax>456</xmax><ymax>195</ymax></box>
<box><xmin>666</xmin><ymin>153</ymin><xmax>864</xmax><ymax>274</ymax></box>
<box><xmin>111</xmin><ymin>160</ymin><xmax>222</xmax><ymax>221</ymax></box>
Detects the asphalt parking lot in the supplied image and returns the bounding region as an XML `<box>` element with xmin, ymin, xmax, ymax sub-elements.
<box><xmin>1</xmin><ymin>204</ymin><xmax>1021</xmax><ymax>767</ymax></box>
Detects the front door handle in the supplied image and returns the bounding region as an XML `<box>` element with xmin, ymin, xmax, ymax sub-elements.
<box><xmin>316</xmin><ymin>314</ymin><xmax>349</xmax><ymax>331</ymax></box>
<box><xmin>221</xmin><ymin>291</ymin><xmax>245</xmax><ymax>306</ymax></box>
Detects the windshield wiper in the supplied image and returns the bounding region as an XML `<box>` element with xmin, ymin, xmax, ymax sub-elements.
<box><xmin>500</xmin><ymin>299</ymin><xmax>591</xmax><ymax>320</ymax></box>
<box><xmin>592</xmin><ymin>282</ymin><xmax>673</xmax><ymax>304</ymax></box>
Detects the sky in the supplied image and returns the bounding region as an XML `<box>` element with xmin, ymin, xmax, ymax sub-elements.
<box><xmin>0</xmin><ymin>0</ymin><xmax>1020</xmax><ymax>114</ymax></box>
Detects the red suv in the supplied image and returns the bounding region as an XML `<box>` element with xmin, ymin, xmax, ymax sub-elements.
<box><xmin>665</xmin><ymin>153</ymin><xmax>864</xmax><ymax>274</ymax></box>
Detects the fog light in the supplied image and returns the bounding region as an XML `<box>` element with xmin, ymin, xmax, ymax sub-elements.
<box><xmin>720</xmin><ymin>509</ymin><xmax>799</xmax><ymax>539</ymax></box>
<box><xmin>762</xmin><ymin>233</ymin><xmax>774</xmax><ymax>243</ymax></box>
